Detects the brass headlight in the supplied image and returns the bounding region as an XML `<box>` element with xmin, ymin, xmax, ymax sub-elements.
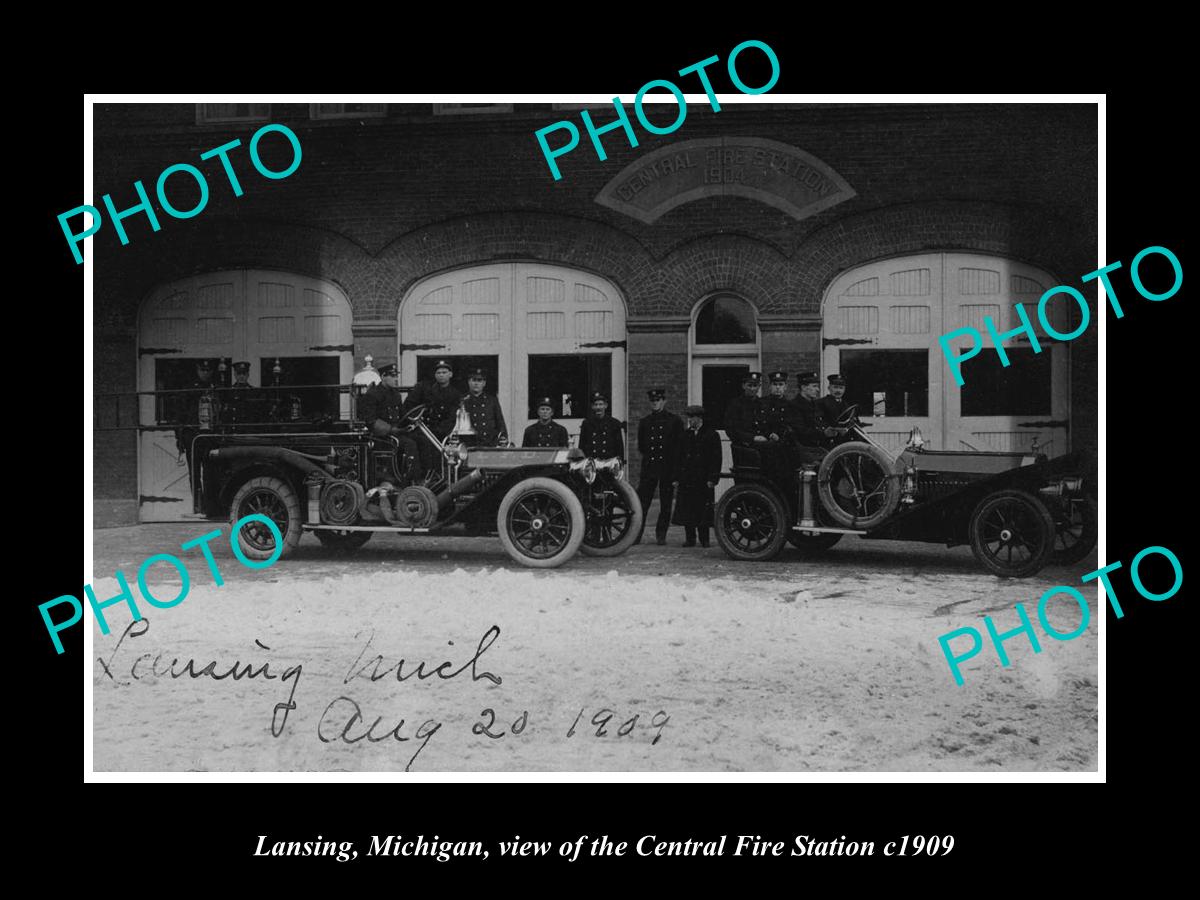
<box><xmin>570</xmin><ymin>457</ymin><xmax>597</xmax><ymax>484</ymax></box>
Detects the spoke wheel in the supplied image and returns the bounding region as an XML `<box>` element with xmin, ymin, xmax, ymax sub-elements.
<box><xmin>1052</xmin><ymin>496</ymin><xmax>1097</xmax><ymax>565</ymax></box>
<box><xmin>714</xmin><ymin>483</ymin><xmax>788</xmax><ymax>562</ymax></box>
<box><xmin>816</xmin><ymin>442</ymin><xmax>900</xmax><ymax>530</ymax></box>
<box><xmin>968</xmin><ymin>489</ymin><xmax>1056</xmax><ymax>578</ymax></box>
<box><xmin>580</xmin><ymin>478</ymin><xmax>644</xmax><ymax>557</ymax></box>
<box><xmin>497</xmin><ymin>477</ymin><xmax>586</xmax><ymax>568</ymax></box>
<box><xmin>230</xmin><ymin>476</ymin><xmax>302</xmax><ymax>561</ymax></box>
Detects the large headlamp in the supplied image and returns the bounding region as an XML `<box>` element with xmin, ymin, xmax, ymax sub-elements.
<box><xmin>570</xmin><ymin>457</ymin><xmax>597</xmax><ymax>484</ymax></box>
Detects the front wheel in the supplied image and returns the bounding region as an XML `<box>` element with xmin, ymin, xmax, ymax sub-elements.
<box><xmin>580</xmin><ymin>478</ymin><xmax>643</xmax><ymax>557</ymax></box>
<box><xmin>313</xmin><ymin>530</ymin><xmax>373</xmax><ymax>555</ymax></box>
<box><xmin>1052</xmin><ymin>497</ymin><xmax>1097</xmax><ymax>565</ymax></box>
<box><xmin>968</xmin><ymin>489</ymin><xmax>1056</xmax><ymax>578</ymax></box>
<box><xmin>714</xmin><ymin>483</ymin><xmax>788</xmax><ymax>562</ymax></box>
<box><xmin>497</xmin><ymin>477</ymin><xmax>586</xmax><ymax>569</ymax></box>
<box><xmin>230</xmin><ymin>476</ymin><xmax>302</xmax><ymax>561</ymax></box>
<box><xmin>816</xmin><ymin>442</ymin><xmax>900</xmax><ymax>530</ymax></box>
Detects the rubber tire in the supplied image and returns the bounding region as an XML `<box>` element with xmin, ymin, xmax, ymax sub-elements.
<box><xmin>314</xmin><ymin>530</ymin><xmax>373</xmax><ymax>554</ymax></box>
<box><xmin>230</xmin><ymin>475</ymin><xmax>303</xmax><ymax>562</ymax></box>
<box><xmin>817</xmin><ymin>441</ymin><xmax>901</xmax><ymax>530</ymax></box>
<box><xmin>496</xmin><ymin>477</ymin><xmax>586</xmax><ymax>569</ymax></box>
<box><xmin>1052</xmin><ymin>496</ymin><xmax>1097</xmax><ymax>565</ymax></box>
<box><xmin>714</xmin><ymin>483</ymin><xmax>789</xmax><ymax>562</ymax></box>
<box><xmin>580</xmin><ymin>478</ymin><xmax>644</xmax><ymax>558</ymax></box>
<box><xmin>968</xmin><ymin>489</ymin><xmax>1056</xmax><ymax>578</ymax></box>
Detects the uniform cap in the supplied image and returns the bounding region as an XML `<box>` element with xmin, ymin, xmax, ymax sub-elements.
<box><xmin>797</xmin><ymin>371</ymin><xmax>820</xmax><ymax>386</ymax></box>
<box><xmin>742</xmin><ymin>372</ymin><xmax>762</xmax><ymax>385</ymax></box>
<box><xmin>378</xmin><ymin>363</ymin><xmax>398</xmax><ymax>377</ymax></box>
<box><xmin>827</xmin><ymin>374</ymin><xmax>846</xmax><ymax>385</ymax></box>
<box><xmin>433</xmin><ymin>359</ymin><xmax>453</xmax><ymax>373</ymax></box>
<box><xmin>768</xmin><ymin>371</ymin><xmax>788</xmax><ymax>384</ymax></box>
<box><xmin>232</xmin><ymin>361</ymin><xmax>251</xmax><ymax>373</ymax></box>
<box><xmin>647</xmin><ymin>389</ymin><xmax>666</xmax><ymax>400</ymax></box>
<box><xmin>195</xmin><ymin>359</ymin><xmax>213</xmax><ymax>370</ymax></box>
<box><xmin>535</xmin><ymin>397</ymin><xmax>554</xmax><ymax>409</ymax></box>
<box><xmin>590</xmin><ymin>391</ymin><xmax>610</xmax><ymax>404</ymax></box>
<box><xmin>468</xmin><ymin>368</ymin><xmax>488</xmax><ymax>380</ymax></box>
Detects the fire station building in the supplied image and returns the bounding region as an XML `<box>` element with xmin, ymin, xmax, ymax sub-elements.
<box><xmin>91</xmin><ymin>102</ymin><xmax>1097</xmax><ymax>525</ymax></box>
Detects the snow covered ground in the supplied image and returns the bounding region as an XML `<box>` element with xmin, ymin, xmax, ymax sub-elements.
<box><xmin>90</xmin><ymin>528</ymin><xmax>1098</xmax><ymax>773</ymax></box>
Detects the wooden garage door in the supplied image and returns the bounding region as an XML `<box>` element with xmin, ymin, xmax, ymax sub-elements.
<box><xmin>137</xmin><ymin>270</ymin><xmax>353</xmax><ymax>522</ymax></box>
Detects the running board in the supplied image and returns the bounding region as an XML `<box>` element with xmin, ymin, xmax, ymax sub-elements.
<box><xmin>304</xmin><ymin>524</ymin><xmax>432</xmax><ymax>534</ymax></box>
<box><xmin>792</xmin><ymin>525</ymin><xmax>866</xmax><ymax>535</ymax></box>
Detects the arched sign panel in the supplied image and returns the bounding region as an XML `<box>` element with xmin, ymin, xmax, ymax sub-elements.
<box><xmin>137</xmin><ymin>270</ymin><xmax>354</xmax><ymax>522</ymax></box>
<box><xmin>822</xmin><ymin>253</ymin><xmax>1069</xmax><ymax>455</ymax></box>
<box><xmin>399</xmin><ymin>263</ymin><xmax>627</xmax><ymax>445</ymax></box>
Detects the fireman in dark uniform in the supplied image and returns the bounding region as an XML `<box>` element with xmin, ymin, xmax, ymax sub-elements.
<box><xmin>522</xmin><ymin>397</ymin><xmax>569</xmax><ymax>447</ymax></box>
<box><xmin>402</xmin><ymin>359</ymin><xmax>463</xmax><ymax>475</ymax></box>
<box><xmin>634</xmin><ymin>388</ymin><xmax>683</xmax><ymax>546</ymax></box>
<box><xmin>756</xmin><ymin>370</ymin><xmax>801</xmax><ymax>484</ymax></box>
<box><xmin>578</xmin><ymin>391</ymin><xmax>624</xmax><ymax>461</ymax></box>
<box><xmin>461</xmin><ymin>367</ymin><xmax>509</xmax><ymax>446</ymax></box>
<box><xmin>723</xmin><ymin>372</ymin><xmax>762</xmax><ymax>446</ymax></box>
<box><xmin>174</xmin><ymin>358</ymin><xmax>217</xmax><ymax>470</ymax></box>
<box><xmin>221</xmin><ymin>360</ymin><xmax>259</xmax><ymax>425</ymax></box>
<box><xmin>786</xmin><ymin>371</ymin><xmax>833</xmax><ymax>466</ymax></box>
<box><xmin>818</xmin><ymin>373</ymin><xmax>850</xmax><ymax>426</ymax></box>
<box><xmin>672</xmin><ymin>405</ymin><xmax>722</xmax><ymax>548</ymax></box>
<box><xmin>358</xmin><ymin>363</ymin><xmax>421</xmax><ymax>483</ymax></box>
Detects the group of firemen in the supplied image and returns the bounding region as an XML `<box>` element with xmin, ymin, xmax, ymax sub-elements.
<box><xmin>357</xmin><ymin>360</ymin><xmax>851</xmax><ymax>548</ymax></box>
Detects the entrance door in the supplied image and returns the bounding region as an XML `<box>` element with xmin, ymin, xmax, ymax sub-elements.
<box><xmin>399</xmin><ymin>263</ymin><xmax>627</xmax><ymax>445</ymax></box>
<box><xmin>137</xmin><ymin>271</ymin><xmax>354</xmax><ymax>521</ymax></box>
<box><xmin>822</xmin><ymin>253</ymin><xmax>1068</xmax><ymax>455</ymax></box>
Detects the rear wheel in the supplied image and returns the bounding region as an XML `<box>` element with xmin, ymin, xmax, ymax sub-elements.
<box><xmin>497</xmin><ymin>477</ymin><xmax>586</xmax><ymax>568</ymax></box>
<box><xmin>714</xmin><ymin>483</ymin><xmax>788</xmax><ymax>562</ymax></box>
<box><xmin>580</xmin><ymin>478</ymin><xmax>643</xmax><ymax>557</ymax></box>
<box><xmin>1052</xmin><ymin>497</ymin><xmax>1097</xmax><ymax>565</ymax></box>
<box><xmin>313</xmin><ymin>530</ymin><xmax>373</xmax><ymax>554</ymax></box>
<box><xmin>230</xmin><ymin>476</ymin><xmax>302</xmax><ymax>561</ymax></box>
<box><xmin>968</xmin><ymin>489</ymin><xmax>1056</xmax><ymax>578</ymax></box>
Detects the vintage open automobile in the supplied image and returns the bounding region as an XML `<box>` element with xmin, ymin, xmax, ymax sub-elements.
<box><xmin>714</xmin><ymin>406</ymin><xmax>1096</xmax><ymax>578</ymax></box>
<box><xmin>185</xmin><ymin>395</ymin><xmax>643</xmax><ymax>569</ymax></box>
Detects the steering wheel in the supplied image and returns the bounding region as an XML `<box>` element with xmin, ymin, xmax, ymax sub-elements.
<box><xmin>401</xmin><ymin>403</ymin><xmax>426</xmax><ymax>424</ymax></box>
<box><xmin>838</xmin><ymin>404</ymin><xmax>866</xmax><ymax>427</ymax></box>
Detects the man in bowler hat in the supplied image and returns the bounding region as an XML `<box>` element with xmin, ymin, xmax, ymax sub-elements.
<box><xmin>672</xmin><ymin>405</ymin><xmax>722</xmax><ymax>548</ymax></box>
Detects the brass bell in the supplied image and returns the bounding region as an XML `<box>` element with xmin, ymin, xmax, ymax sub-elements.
<box><xmin>453</xmin><ymin>403</ymin><xmax>476</xmax><ymax>436</ymax></box>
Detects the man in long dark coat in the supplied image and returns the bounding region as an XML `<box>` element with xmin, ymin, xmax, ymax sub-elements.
<box><xmin>672</xmin><ymin>405</ymin><xmax>722</xmax><ymax>548</ymax></box>
<box><xmin>786</xmin><ymin>371</ymin><xmax>832</xmax><ymax>466</ymax></box>
<box><xmin>523</xmin><ymin>397</ymin><xmax>569</xmax><ymax>447</ymax></box>
<box><xmin>578</xmin><ymin>392</ymin><xmax>624</xmax><ymax>461</ymax></box>
<box><xmin>817</xmin><ymin>373</ymin><xmax>850</xmax><ymax>426</ymax></box>
<box><xmin>756</xmin><ymin>370</ymin><xmax>801</xmax><ymax>485</ymax></box>
<box><xmin>634</xmin><ymin>388</ymin><xmax>683</xmax><ymax>546</ymax></box>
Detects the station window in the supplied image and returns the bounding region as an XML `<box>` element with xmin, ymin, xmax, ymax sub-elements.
<box><xmin>260</xmin><ymin>357</ymin><xmax>342</xmax><ymax>420</ymax></box>
<box><xmin>310</xmin><ymin>103</ymin><xmax>387</xmax><ymax>120</ymax></box>
<box><xmin>959</xmin><ymin>348</ymin><xmax>1052</xmax><ymax>416</ymax></box>
<box><xmin>839</xmin><ymin>350</ymin><xmax>929</xmax><ymax>417</ymax></box>
<box><xmin>196</xmin><ymin>103</ymin><xmax>270</xmax><ymax>124</ymax></box>
<box><xmin>694</xmin><ymin>295</ymin><xmax>757</xmax><ymax>346</ymax></box>
<box><xmin>528</xmin><ymin>354</ymin><xmax>611</xmax><ymax>418</ymax></box>
<box><xmin>432</xmin><ymin>103</ymin><xmax>513</xmax><ymax>115</ymax></box>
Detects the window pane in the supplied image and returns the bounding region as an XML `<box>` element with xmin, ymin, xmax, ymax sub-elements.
<box><xmin>959</xmin><ymin>348</ymin><xmax>1052</xmax><ymax>416</ymax></box>
<box><xmin>695</xmin><ymin>295</ymin><xmax>756</xmax><ymax>344</ymax></box>
<box><xmin>839</xmin><ymin>350</ymin><xmax>929</xmax><ymax>417</ymax></box>
<box><xmin>259</xmin><ymin>357</ymin><xmax>342</xmax><ymax>420</ymax></box>
<box><xmin>201</xmin><ymin>103</ymin><xmax>269</xmax><ymax>121</ymax></box>
<box><xmin>415</xmin><ymin>355</ymin><xmax>499</xmax><ymax>396</ymax></box>
<box><xmin>312</xmin><ymin>103</ymin><xmax>387</xmax><ymax>118</ymax></box>
<box><xmin>528</xmin><ymin>354</ymin><xmax>611</xmax><ymax>418</ymax></box>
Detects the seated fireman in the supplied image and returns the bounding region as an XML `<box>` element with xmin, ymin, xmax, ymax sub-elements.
<box><xmin>785</xmin><ymin>371</ymin><xmax>838</xmax><ymax>465</ymax></box>
<box><xmin>358</xmin><ymin>363</ymin><xmax>422</xmax><ymax>484</ymax></box>
<box><xmin>402</xmin><ymin>359</ymin><xmax>462</xmax><ymax>476</ymax></box>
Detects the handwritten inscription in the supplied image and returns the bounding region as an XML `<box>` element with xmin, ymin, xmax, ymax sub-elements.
<box><xmin>96</xmin><ymin>619</ymin><xmax>671</xmax><ymax>771</ymax></box>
